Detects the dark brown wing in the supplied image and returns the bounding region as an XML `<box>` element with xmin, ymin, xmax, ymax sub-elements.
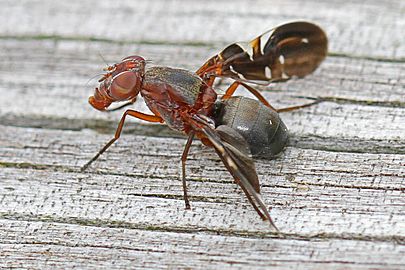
<box><xmin>192</xmin><ymin>115</ymin><xmax>278</xmax><ymax>229</ymax></box>
<box><xmin>196</xmin><ymin>21</ymin><xmax>328</xmax><ymax>85</ymax></box>
<box><xmin>214</xmin><ymin>125</ymin><xmax>260</xmax><ymax>192</ymax></box>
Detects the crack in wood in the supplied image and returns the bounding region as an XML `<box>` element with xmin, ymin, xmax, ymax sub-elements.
<box><xmin>1</xmin><ymin>240</ymin><xmax>170</xmax><ymax>254</ymax></box>
<box><xmin>317</xmin><ymin>97</ymin><xmax>405</xmax><ymax>108</ymax></box>
<box><xmin>0</xmin><ymin>35</ymin><xmax>215</xmax><ymax>48</ymax></box>
<box><xmin>329</xmin><ymin>52</ymin><xmax>405</xmax><ymax>63</ymax></box>
<box><xmin>1</xmin><ymin>115</ymin><xmax>403</xmax><ymax>154</ymax></box>
<box><xmin>2</xmin><ymin>35</ymin><xmax>405</xmax><ymax>64</ymax></box>
<box><xmin>0</xmin><ymin>214</ymin><xmax>404</xmax><ymax>244</ymax></box>
<box><xmin>1</xmin><ymin>161</ymin><xmax>402</xmax><ymax>192</ymax></box>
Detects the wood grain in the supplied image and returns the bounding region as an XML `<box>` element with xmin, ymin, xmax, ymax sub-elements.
<box><xmin>1</xmin><ymin>219</ymin><xmax>404</xmax><ymax>269</ymax></box>
<box><xmin>1</xmin><ymin>0</ymin><xmax>405</xmax><ymax>59</ymax></box>
<box><xmin>0</xmin><ymin>0</ymin><xmax>404</xmax><ymax>269</ymax></box>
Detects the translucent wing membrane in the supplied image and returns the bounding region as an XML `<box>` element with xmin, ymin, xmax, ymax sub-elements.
<box><xmin>197</xmin><ymin>21</ymin><xmax>328</xmax><ymax>85</ymax></box>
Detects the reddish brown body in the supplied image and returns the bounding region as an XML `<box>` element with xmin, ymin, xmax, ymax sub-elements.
<box><xmin>141</xmin><ymin>67</ymin><xmax>217</xmax><ymax>136</ymax></box>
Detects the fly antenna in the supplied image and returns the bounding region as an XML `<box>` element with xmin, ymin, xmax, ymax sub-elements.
<box><xmin>98</xmin><ymin>51</ymin><xmax>110</xmax><ymax>67</ymax></box>
<box><xmin>85</xmin><ymin>73</ymin><xmax>104</xmax><ymax>87</ymax></box>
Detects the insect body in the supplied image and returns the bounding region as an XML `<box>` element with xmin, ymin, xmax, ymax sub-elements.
<box><xmin>83</xmin><ymin>21</ymin><xmax>328</xmax><ymax>230</ymax></box>
<box><xmin>83</xmin><ymin>59</ymin><xmax>278</xmax><ymax>229</ymax></box>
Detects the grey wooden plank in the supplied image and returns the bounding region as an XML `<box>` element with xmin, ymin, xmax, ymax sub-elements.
<box><xmin>0</xmin><ymin>219</ymin><xmax>404</xmax><ymax>270</ymax></box>
<box><xmin>0</xmin><ymin>1</ymin><xmax>404</xmax><ymax>268</ymax></box>
<box><xmin>1</xmin><ymin>166</ymin><xmax>404</xmax><ymax>237</ymax></box>
<box><xmin>0</xmin><ymin>0</ymin><xmax>404</xmax><ymax>59</ymax></box>
<box><xmin>1</xmin><ymin>125</ymin><xmax>403</xmax><ymax>191</ymax></box>
<box><xmin>1</xmin><ymin>39</ymin><xmax>404</xmax><ymax>105</ymax></box>
<box><xmin>1</xmin><ymin>125</ymin><xmax>404</xmax><ymax>238</ymax></box>
<box><xmin>0</xmin><ymin>39</ymin><xmax>404</xmax><ymax>155</ymax></box>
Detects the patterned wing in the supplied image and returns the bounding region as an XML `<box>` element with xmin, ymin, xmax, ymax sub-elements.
<box><xmin>197</xmin><ymin>21</ymin><xmax>328</xmax><ymax>84</ymax></box>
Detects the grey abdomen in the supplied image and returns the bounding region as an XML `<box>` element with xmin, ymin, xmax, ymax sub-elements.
<box><xmin>213</xmin><ymin>96</ymin><xmax>288</xmax><ymax>158</ymax></box>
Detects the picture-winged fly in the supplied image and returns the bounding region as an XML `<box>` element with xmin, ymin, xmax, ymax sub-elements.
<box><xmin>81</xmin><ymin>21</ymin><xmax>328</xmax><ymax>230</ymax></box>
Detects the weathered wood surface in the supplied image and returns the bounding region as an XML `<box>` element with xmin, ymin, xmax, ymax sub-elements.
<box><xmin>0</xmin><ymin>0</ymin><xmax>404</xmax><ymax>269</ymax></box>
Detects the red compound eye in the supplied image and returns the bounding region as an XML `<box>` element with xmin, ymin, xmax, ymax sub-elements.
<box><xmin>109</xmin><ymin>71</ymin><xmax>141</xmax><ymax>100</ymax></box>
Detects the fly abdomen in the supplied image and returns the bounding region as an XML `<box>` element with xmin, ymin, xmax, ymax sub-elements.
<box><xmin>213</xmin><ymin>96</ymin><xmax>288</xmax><ymax>158</ymax></box>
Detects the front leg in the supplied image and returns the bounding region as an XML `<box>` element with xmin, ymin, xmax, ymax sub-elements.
<box><xmin>104</xmin><ymin>97</ymin><xmax>137</xmax><ymax>112</ymax></box>
<box><xmin>81</xmin><ymin>109</ymin><xmax>163</xmax><ymax>171</ymax></box>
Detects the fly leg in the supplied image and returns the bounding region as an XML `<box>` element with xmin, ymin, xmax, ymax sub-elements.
<box><xmin>180</xmin><ymin>131</ymin><xmax>195</xmax><ymax>210</ymax></box>
<box><xmin>222</xmin><ymin>81</ymin><xmax>322</xmax><ymax>112</ymax></box>
<box><xmin>81</xmin><ymin>110</ymin><xmax>163</xmax><ymax>171</ymax></box>
<box><xmin>276</xmin><ymin>99</ymin><xmax>322</xmax><ymax>113</ymax></box>
<box><xmin>221</xmin><ymin>81</ymin><xmax>277</xmax><ymax>111</ymax></box>
<box><xmin>237</xmin><ymin>183</ymin><xmax>278</xmax><ymax>231</ymax></box>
